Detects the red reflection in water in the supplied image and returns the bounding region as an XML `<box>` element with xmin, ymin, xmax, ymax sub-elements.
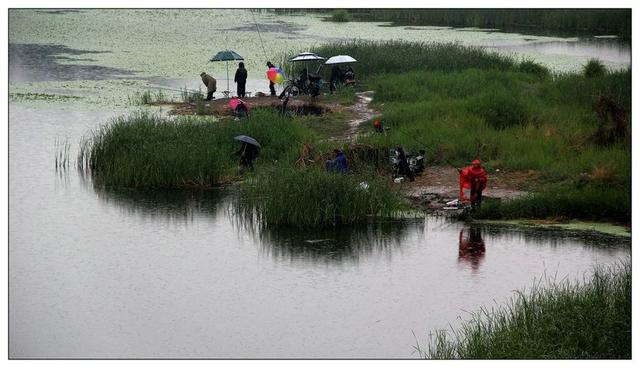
<box><xmin>458</xmin><ymin>227</ymin><xmax>486</xmax><ymax>271</ymax></box>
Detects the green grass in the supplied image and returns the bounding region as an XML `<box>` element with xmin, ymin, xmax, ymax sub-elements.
<box><xmin>310</xmin><ymin>41</ymin><xmax>517</xmax><ymax>80</ymax></box>
<box><xmin>421</xmin><ymin>261</ymin><xmax>631</xmax><ymax>359</ymax></box>
<box><xmin>354</xmin><ymin>67</ymin><xmax>630</xmax><ymax>221</ymax></box>
<box><xmin>473</xmin><ymin>184</ymin><xmax>630</xmax><ymax>222</ymax></box>
<box><xmin>80</xmin><ymin>109</ymin><xmax>317</xmax><ymax>188</ymax></box>
<box><xmin>236</xmin><ymin>167</ymin><xmax>404</xmax><ymax>228</ymax></box>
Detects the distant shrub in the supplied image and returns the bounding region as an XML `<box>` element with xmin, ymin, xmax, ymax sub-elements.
<box><xmin>517</xmin><ymin>59</ymin><xmax>550</xmax><ymax>79</ymax></box>
<box><xmin>329</xmin><ymin>9</ymin><xmax>351</xmax><ymax>22</ymax></box>
<box><xmin>583</xmin><ymin>59</ymin><xmax>606</xmax><ymax>78</ymax></box>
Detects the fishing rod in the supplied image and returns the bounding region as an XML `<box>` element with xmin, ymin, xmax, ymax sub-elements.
<box><xmin>147</xmin><ymin>85</ymin><xmax>203</xmax><ymax>95</ymax></box>
<box><xmin>251</xmin><ymin>10</ymin><xmax>269</xmax><ymax>63</ymax></box>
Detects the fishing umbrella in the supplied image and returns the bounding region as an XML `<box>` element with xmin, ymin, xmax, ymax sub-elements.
<box><xmin>325</xmin><ymin>55</ymin><xmax>358</xmax><ymax>64</ymax></box>
<box><xmin>209</xmin><ymin>49</ymin><xmax>244</xmax><ymax>95</ymax></box>
<box><xmin>234</xmin><ymin>135</ymin><xmax>261</xmax><ymax>148</ymax></box>
<box><xmin>289</xmin><ymin>52</ymin><xmax>325</xmax><ymax>80</ymax></box>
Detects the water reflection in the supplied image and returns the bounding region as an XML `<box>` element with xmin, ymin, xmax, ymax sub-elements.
<box><xmin>254</xmin><ymin>220</ymin><xmax>421</xmax><ymax>265</ymax></box>
<box><xmin>458</xmin><ymin>227</ymin><xmax>486</xmax><ymax>272</ymax></box>
<box><xmin>93</xmin><ymin>187</ymin><xmax>225</xmax><ymax>224</ymax></box>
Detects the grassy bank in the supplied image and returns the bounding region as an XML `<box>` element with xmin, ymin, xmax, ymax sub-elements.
<box><xmin>310</xmin><ymin>40</ymin><xmax>516</xmax><ymax>80</ymax></box>
<box><xmin>80</xmin><ymin>109</ymin><xmax>317</xmax><ymax>188</ymax></box>
<box><xmin>237</xmin><ymin>167</ymin><xmax>404</xmax><ymax>228</ymax></box>
<box><xmin>339</xmin><ymin>48</ymin><xmax>630</xmax><ymax>221</ymax></box>
<box><xmin>422</xmin><ymin>261</ymin><xmax>631</xmax><ymax>359</ymax></box>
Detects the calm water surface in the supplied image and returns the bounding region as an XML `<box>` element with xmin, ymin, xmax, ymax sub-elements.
<box><xmin>8</xmin><ymin>9</ymin><xmax>631</xmax><ymax>358</ymax></box>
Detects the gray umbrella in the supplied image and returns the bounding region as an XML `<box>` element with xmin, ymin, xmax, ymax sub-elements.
<box><xmin>234</xmin><ymin>135</ymin><xmax>261</xmax><ymax>148</ymax></box>
<box><xmin>209</xmin><ymin>50</ymin><xmax>244</xmax><ymax>95</ymax></box>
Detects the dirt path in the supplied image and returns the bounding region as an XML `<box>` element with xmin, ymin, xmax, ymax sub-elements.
<box><xmin>403</xmin><ymin>166</ymin><xmax>530</xmax><ymax>210</ymax></box>
<box><xmin>336</xmin><ymin>91</ymin><xmax>378</xmax><ymax>140</ymax></box>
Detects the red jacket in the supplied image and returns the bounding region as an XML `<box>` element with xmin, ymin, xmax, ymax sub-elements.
<box><xmin>459</xmin><ymin>166</ymin><xmax>487</xmax><ymax>200</ymax></box>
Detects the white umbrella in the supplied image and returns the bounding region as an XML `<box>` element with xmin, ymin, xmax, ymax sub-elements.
<box><xmin>289</xmin><ymin>52</ymin><xmax>325</xmax><ymax>62</ymax></box>
<box><xmin>289</xmin><ymin>52</ymin><xmax>325</xmax><ymax>81</ymax></box>
<box><xmin>325</xmin><ymin>55</ymin><xmax>358</xmax><ymax>64</ymax></box>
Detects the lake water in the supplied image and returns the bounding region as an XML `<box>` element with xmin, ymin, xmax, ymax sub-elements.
<box><xmin>8</xmin><ymin>9</ymin><xmax>631</xmax><ymax>358</ymax></box>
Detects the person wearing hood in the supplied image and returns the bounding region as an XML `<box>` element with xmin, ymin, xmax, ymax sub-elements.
<box><xmin>234</xmin><ymin>62</ymin><xmax>248</xmax><ymax>98</ymax></box>
<box><xmin>325</xmin><ymin>149</ymin><xmax>348</xmax><ymax>174</ymax></box>
<box><xmin>200</xmin><ymin>72</ymin><xmax>217</xmax><ymax>101</ymax></box>
<box><xmin>458</xmin><ymin>159</ymin><xmax>488</xmax><ymax>207</ymax></box>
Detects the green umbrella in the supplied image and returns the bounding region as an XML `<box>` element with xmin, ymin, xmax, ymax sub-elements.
<box><xmin>209</xmin><ymin>50</ymin><xmax>244</xmax><ymax>94</ymax></box>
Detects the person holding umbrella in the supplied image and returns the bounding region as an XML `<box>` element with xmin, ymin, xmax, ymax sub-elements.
<box><xmin>200</xmin><ymin>72</ymin><xmax>217</xmax><ymax>101</ymax></box>
<box><xmin>233</xmin><ymin>135</ymin><xmax>261</xmax><ymax>173</ymax></box>
<box><xmin>329</xmin><ymin>65</ymin><xmax>343</xmax><ymax>94</ymax></box>
<box><xmin>266</xmin><ymin>61</ymin><xmax>277</xmax><ymax>96</ymax></box>
<box><xmin>234</xmin><ymin>62</ymin><xmax>248</xmax><ymax>98</ymax></box>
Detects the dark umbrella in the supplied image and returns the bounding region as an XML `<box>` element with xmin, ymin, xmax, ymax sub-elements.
<box><xmin>234</xmin><ymin>135</ymin><xmax>261</xmax><ymax>148</ymax></box>
<box><xmin>210</xmin><ymin>50</ymin><xmax>244</xmax><ymax>95</ymax></box>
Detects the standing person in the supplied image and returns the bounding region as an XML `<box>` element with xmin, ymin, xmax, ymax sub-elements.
<box><xmin>266</xmin><ymin>61</ymin><xmax>276</xmax><ymax>96</ymax></box>
<box><xmin>234</xmin><ymin>62</ymin><xmax>248</xmax><ymax>98</ymax></box>
<box><xmin>343</xmin><ymin>66</ymin><xmax>355</xmax><ymax>86</ymax></box>
<box><xmin>396</xmin><ymin>147</ymin><xmax>414</xmax><ymax>182</ymax></box>
<box><xmin>200</xmin><ymin>72</ymin><xmax>217</xmax><ymax>101</ymax></box>
<box><xmin>458</xmin><ymin>159</ymin><xmax>487</xmax><ymax>208</ymax></box>
<box><xmin>329</xmin><ymin>65</ymin><xmax>343</xmax><ymax>94</ymax></box>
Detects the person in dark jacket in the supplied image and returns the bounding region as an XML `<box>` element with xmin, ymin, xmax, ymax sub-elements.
<box><xmin>396</xmin><ymin>146</ymin><xmax>414</xmax><ymax>181</ymax></box>
<box><xmin>235</xmin><ymin>141</ymin><xmax>259</xmax><ymax>172</ymax></box>
<box><xmin>329</xmin><ymin>65</ymin><xmax>343</xmax><ymax>94</ymax></box>
<box><xmin>234</xmin><ymin>62</ymin><xmax>248</xmax><ymax>98</ymax></box>
<box><xmin>325</xmin><ymin>149</ymin><xmax>348</xmax><ymax>174</ymax></box>
<box><xmin>266</xmin><ymin>61</ymin><xmax>276</xmax><ymax>96</ymax></box>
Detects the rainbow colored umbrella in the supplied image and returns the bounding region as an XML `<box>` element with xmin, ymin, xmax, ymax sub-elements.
<box><xmin>266</xmin><ymin>67</ymin><xmax>286</xmax><ymax>84</ymax></box>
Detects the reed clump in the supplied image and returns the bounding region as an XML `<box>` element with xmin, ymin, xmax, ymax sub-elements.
<box><xmin>422</xmin><ymin>261</ymin><xmax>631</xmax><ymax>359</ymax></box>
<box><xmin>310</xmin><ymin>41</ymin><xmax>516</xmax><ymax>79</ymax></box>
<box><xmin>80</xmin><ymin>109</ymin><xmax>317</xmax><ymax>188</ymax></box>
<box><xmin>237</xmin><ymin>167</ymin><xmax>404</xmax><ymax>228</ymax></box>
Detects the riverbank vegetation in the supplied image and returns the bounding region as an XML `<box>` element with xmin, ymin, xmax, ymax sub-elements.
<box><xmin>85</xmin><ymin>41</ymin><xmax>630</xmax><ymax>224</ymax></box>
<box><xmin>79</xmin><ymin>110</ymin><xmax>317</xmax><ymax>188</ymax></box>
<box><xmin>274</xmin><ymin>9</ymin><xmax>631</xmax><ymax>38</ymax></box>
<box><xmin>237</xmin><ymin>167</ymin><xmax>403</xmax><ymax>228</ymax></box>
<box><xmin>309</xmin><ymin>41</ymin><xmax>630</xmax><ymax>222</ymax></box>
<box><xmin>421</xmin><ymin>261</ymin><xmax>631</xmax><ymax>359</ymax></box>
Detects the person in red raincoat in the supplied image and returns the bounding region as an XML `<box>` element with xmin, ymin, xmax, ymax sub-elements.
<box><xmin>458</xmin><ymin>159</ymin><xmax>488</xmax><ymax>207</ymax></box>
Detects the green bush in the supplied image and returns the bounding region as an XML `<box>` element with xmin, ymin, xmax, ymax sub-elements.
<box><xmin>517</xmin><ymin>59</ymin><xmax>550</xmax><ymax>79</ymax></box>
<box><xmin>583</xmin><ymin>59</ymin><xmax>606</xmax><ymax>78</ymax></box>
<box><xmin>329</xmin><ymin>9</ymin><xmax>351</xmax><ymax>22</ymax></box>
